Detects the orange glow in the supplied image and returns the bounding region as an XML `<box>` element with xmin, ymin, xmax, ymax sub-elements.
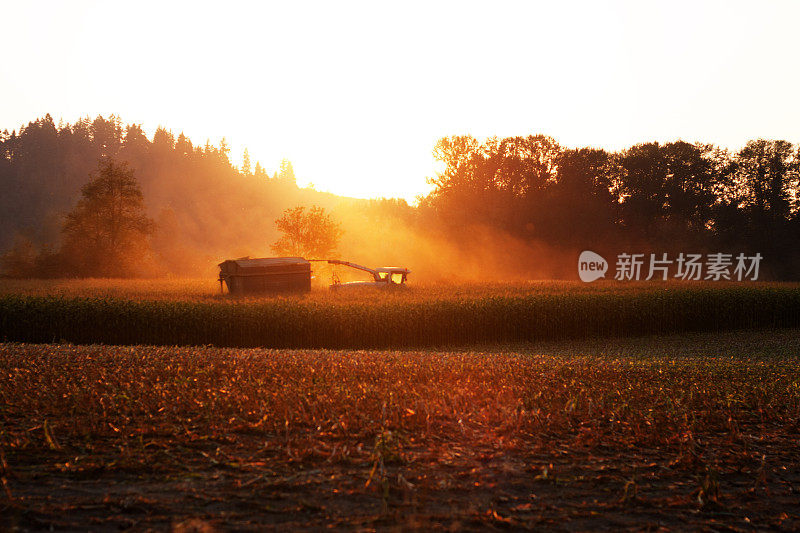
<box><xmin>1</xmin><ymin>1</ymin><xmax>799</xmax><ymax>201</ymax></box>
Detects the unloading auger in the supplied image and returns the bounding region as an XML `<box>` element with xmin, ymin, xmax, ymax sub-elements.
<box><xmin>308</xmin><ymin>259</ymin><xmax>410</xmax><ymax>290</ymax></box>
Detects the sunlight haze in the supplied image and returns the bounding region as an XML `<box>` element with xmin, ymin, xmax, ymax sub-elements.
<box><xmin>2</xmin><ymin>0</ymin><xmax>799</xmax><ymax>202</ymax></box>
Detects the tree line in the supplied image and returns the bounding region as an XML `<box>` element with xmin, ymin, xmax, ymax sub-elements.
<box><xmin>420</xmin><ymin>135</ymin><xmax>800</xmax><ymax>278</ymax></box>
<box><xmin>0</xmin><ymin>114</ymin><xmax>335</xmax><ymax>277</ymax></box>
<box><xmin>1</xmin><ymin>115</ymin><xmax>799</xmax><ymax>279</ymax></box>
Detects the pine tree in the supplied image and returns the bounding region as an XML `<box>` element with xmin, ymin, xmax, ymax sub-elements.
<box><xmin>278</xmin><ymin>159</ymin><xmax>296</xmax><ymax>184</ymax></box>
<box><xmin>254</xmin><ymin>161</ymin><xmax>267</xmax><ymax>179</ymax></box>
<box><xmin>242</xmin><ymin>148</ymin><xmax>252</xmax><ymax>175</ymax></box>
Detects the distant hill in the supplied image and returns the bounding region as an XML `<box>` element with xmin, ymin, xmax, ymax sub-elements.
<box><xmin>0</xmin><ymin>114</ymin><xmax>384</xmax><ymax>276</ymax></box>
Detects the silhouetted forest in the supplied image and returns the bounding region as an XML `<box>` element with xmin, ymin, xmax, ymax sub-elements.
<box><xmin>421</xmin><ymin>135</ymin><xmax>800</xmax><ymax>279</ymax></box>
<box><xmin>1</xmin><ymin>115</ymin><xmax>798</xmax><ymax>279</ymax></box>
<box><xmin>0</xmin><ymin>115</ymin><xmax>344</xmax><ymax>277</ymax></box>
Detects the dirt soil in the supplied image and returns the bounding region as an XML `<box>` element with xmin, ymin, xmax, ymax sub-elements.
<box><xmin>3</xmin><ymin>429</ymin><xmax>799</xmax><ymax>531</ymax></box>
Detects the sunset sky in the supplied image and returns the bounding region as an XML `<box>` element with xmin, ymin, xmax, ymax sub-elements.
<box><xmin>2</xmin><ymin>1</ymin><xmax>799</xmax><ymax>202</ymax></box>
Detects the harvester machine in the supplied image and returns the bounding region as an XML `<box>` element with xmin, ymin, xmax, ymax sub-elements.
<box><xmin>309</xmin><ymin>259</ymin><xmax>410</xmax><ymax>290</ymax></box>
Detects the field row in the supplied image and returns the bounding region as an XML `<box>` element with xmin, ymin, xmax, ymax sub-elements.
<box><xmin>1</xmin><ymin>284</ymin><xmax>800</xmax><ymax>347</ymax></box>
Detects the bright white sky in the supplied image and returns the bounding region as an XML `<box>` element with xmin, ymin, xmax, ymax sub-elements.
<box><xmin>1</xmin><ymin>1</ymin><xmax>799</xmax><ymax>202</ymax></box>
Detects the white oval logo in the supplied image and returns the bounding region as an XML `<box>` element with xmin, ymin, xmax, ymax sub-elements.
<box><xmin>578</xmin><ymin>250</ymin><xmax>607</xmax><ymax>282</ymax></box>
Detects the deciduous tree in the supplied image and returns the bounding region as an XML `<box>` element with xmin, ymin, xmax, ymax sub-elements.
<box><xmin>61</xmin><ymin>158</ymin><xmax>156</xmax><ymax>277</ymax></box>
<box><xmin>271</xmin><ymin>205</ymin><xmax>342</xmax><ymax>259</ymax></box>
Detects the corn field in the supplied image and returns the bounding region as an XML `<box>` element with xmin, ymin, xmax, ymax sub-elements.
<box><xmin>1</xmin><ymin>281</ymin><xmax>799</xmax><ymax>348</ymax></box>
